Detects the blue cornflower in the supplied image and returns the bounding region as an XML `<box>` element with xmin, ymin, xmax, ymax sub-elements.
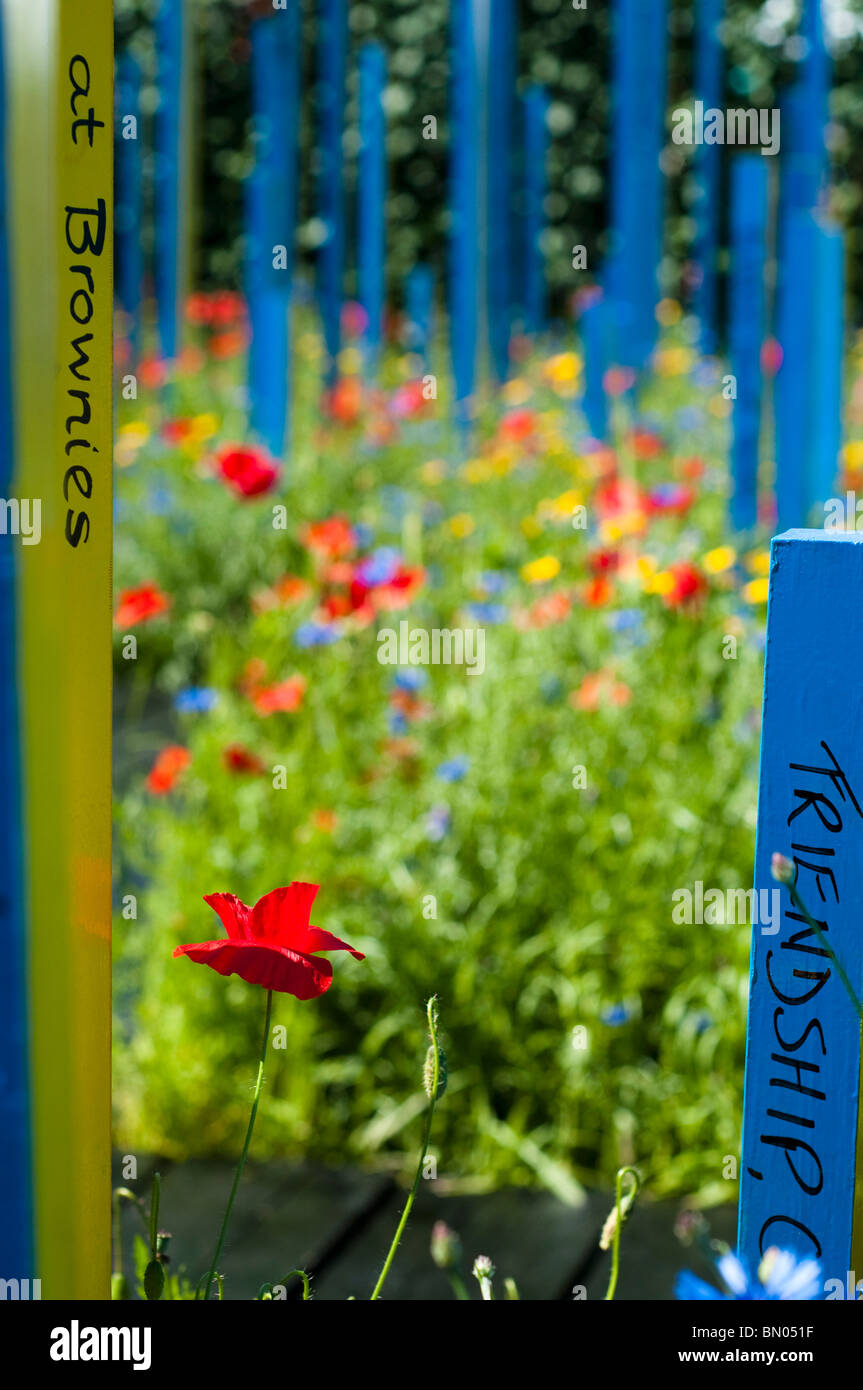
<box><xmin>356</xmin><ymin>546</ymin><xmax>401</xmax><ymax>587</ymax></box>
<box><xmin>606</xmin><ymin>608</ymin><xmax>643</xmax><ymax>633</ymax></box>
<box><xmin>174</xmin><ymin>687</ymin><xmax>219</xmax><ymax>714</ymax></box>
<box><xmin>294</xmin><ymin>620</ymin><xmax>340</xmax><ymax>648</ymax></box>
<box><xmin>479</xmin><ymin>570</ymin><xmax>509</xmax><ymax>595</ymax></box>
<box><xmin>675</xmin><ymin>1249</ymin><xmax>821</xmax><ymax>1302</ymax></box>
<box><xmin>436</xmin><ymin>756</ymin><xmax>470</xmax><ymax>783</ymax></box>
<box><xmin>600</xmin><ymin>1002</ymin><xmax>634</xmax><ymax>1027</ymax></box>
<box><xmin>426</xmin><ymin>804</ymin><xmax>451</xmax><ymax>842</ymax></box>
<box><xmin>147</xmin><ymin>486</ymin><xmax>174</xmax><ymax>515</ymax></box>
<box><xmin>393</xmin><ymin>668</ymin><xmax>427</xmax><ymax>693</ymax></box>
<box><xmin>466</xmin><ymin>602</ymin><xmax>507</xmax><ymax>625</ymax></box>
<box><xmin>389</xmin><ymin>710</ymin><xmax>408</xmax><ymax>735</ymax></box>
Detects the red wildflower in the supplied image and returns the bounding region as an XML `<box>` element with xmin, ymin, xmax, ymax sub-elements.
<box><xmin>583</xmin><ymin>575</ymin><xmax>614</xmax><ymax>607</ymax></box>
<box><xmin>173</xmin><ymin>882</ymin><xmax>364</xmax><ymax>999</ymax></box>
<box><xmin>629</xmin><ymin>428</ymin><xmax>664</xmax><ymax>460</ymax></box>
<box><xmin>663</xmin><ymin>560</ymin><xmax>707</xmax><ymax>611</ymax></box>
<box><xmin>499</xmin><ymin>408</ymin><xmax>537</xmax><ymax>443</ymax></box>
<box><xmin>301</xmin><ymin>515</ymin><xmax>357</xmax><ymax>560</ymax></box>
<box><xmin>162</xmin><ymin>418</ymin><xmax>194</xmax><ymax>445</ymax></box>
<box><xmin>147</xmin><ymin>745</ymin><xmax>191</xmax><ymax>794</ymax></box>
<box><xmin>223</xmin><ymin>744</ymin><xmax>266</xmax><ymax>775</ymax></box>
<box><xmin>324</xmin><ymin>377</ymin><xmax>363</xmax><ymax>426</ymax></box>
<box><xmin>251</xmin><ymin>673</ymin><xmax>307</xmax><ymax>716</ymax></box>
<box><xmin>209</xmin><ymin>329</ymin><xmax>247</xmax><ymax>360</ymax></box>
<box><xmin>114</xmin><ymin>582</ymin><xmax>171</xmax><ymax>629</ymax></box>
<box><xmin>587</xmin><ymin>549</ymin><xmax>620</xmax><ymax>575</ymax></box>
<box><xmin>594</xmin><ymin>477</ymin><xmax>645</xmax><ymax>519</ymax></box>
<box><xmin>216</xmin><ymin>444</ymin><xmax>280</xmax><ymax>498</ymax></box>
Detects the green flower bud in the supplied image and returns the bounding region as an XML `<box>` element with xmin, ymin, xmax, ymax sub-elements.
<box><xmin>430</xmin><ymin>1220</ymin><xmax>461</xmax><ymax>1270</ymax></box>
<box><xmin>423</xmin><ymin>1044</ymin><xmax>447</xmax><ymax>1100</ymax></box>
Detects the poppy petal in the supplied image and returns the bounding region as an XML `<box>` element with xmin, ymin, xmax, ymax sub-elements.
<box><xmin>203</xmin><ymin>893</ymin><xmax>253</xmax><ymax>941</ymax></box>
<box><xmin>249</xmin><ymin>882</ymin><xmax>319</xmax><ymax>944</ymax></box>
<box><xmin>173</xmin><ymin>938</ymin><xmax>333</xmax><ymax>1000</ymax></box>
<box><xmin>295</xmin><ymin>925</ymin><xmax>365</xmax><ymax>961</ymax></box>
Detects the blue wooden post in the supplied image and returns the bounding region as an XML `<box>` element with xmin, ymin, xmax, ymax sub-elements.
<box><xmin>449</xmin><ymin>0</ymin><xmax>480</xmax><ymax>431</ymax></box>
<box><xmin>692</xmin><ymin>0</ymin><xmax>724</xmax><ymax>354</ymax></box>
<box><xmin>114</xmin><ymin>52</ymin><xmax>142</xmax><ymax>358</ymax></box>
<box><xmin>153</xmin><ymin>0</ymin><xmax>185</xmax><ymax>362</ymax></box>
<box><xmin>522</xmin><ymin>85</ymin><xmax>549</xmax><ymax>338</ymax></box>
<box><xmin>784</xmin><ymin>0</ymin><xmax>830</xmax><ymax>215</ymax></box>
<box><xmin>316</xmin><ymin>0</ymin><xmax>347</xmax><ymax>387</ymax></box>
<box><xmin>607</xmin><ymin>0</ymin><xmax>668</xmax><ymax>371</ymax></box>
<box><xmin>486</xmin><ymin>0</ymin><xmax>515</xmax><ymax>381</ymax></box>
<box><xmin>405</xmin><ymin>263</ymin><xmax>434</xmax><ymax>365</ymax></box>
<box><xmin>246</xmin><ymin>5</ymin><xmax>300</xmax><ymax>459</ymax></box>
<box><xmin>809</xmin><ymin>223</ymin><xmax>844</xmax><ymax>515</ymax></box>
<box><xmin>358</xmin><ymin>42</ymin><xmax>386</xmax><ymax>379</ymax></box>
<box><xmin>775</xmin><ymin>209</ymin><xmax>818</xmax><ymax>532</ymax></box>
<box><xmin>580</xmin><ymin>293</ymin><xmax>609</xmax><ymax>441</ymax></box>
<box><xmin>739</xmin><ymin>530</ymin><xmax>863</xmax><ymax>1287</ymax></box>
<box><xmin>728</xmin><ymin>156</ymin><xmax>768</xmax><ymax>533</ymax></box>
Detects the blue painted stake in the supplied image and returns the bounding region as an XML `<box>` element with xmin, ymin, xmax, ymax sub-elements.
<box><xmin>153</xmin><ymin>0</ymin><xmax>185</xmax><ymax>362</ymax></box>
<box><xmin>607</xmin><ymin>0</ymin><xmax>668</xmax><ymax>371</ymax></box>
<box><xmin>783</xmin><ymin>0</ymin><xmax>830</xmax><ymax>215</ymax></box>
<box><xmin>114</xmin><ymin>53</ymin><xmax>143</xmax><ymax>358</ymax></box>
<box><xmin>404</xmin><ymin>264</ymin><xmax>434</xmax><ymax>365</ymax></box>
<box><xmin>522</xmin><ymin>85</ymin><xmax>549</xmax><ymax>338</ymax></box>
<box><xmin>0</xmin><ymin>5</ymin><xmax>29</xmax><ymax>1278</ymax></box>
<box><xmin>739</xmin><ymin>530</ymin><xmax>863</xmax><ymax>1287</ymax></box>
<box><xmin>692</xmin><ymin>0</ymin><xmax>724</xmax><ymax>354</ymax></box>
<box><xmin>774</xmin><ymin>209</ymin><xmax>818</xmax><ymax>532</ymax></box>
<box><xmin>246</xmin><ymin>6</ymin><xmax>300</xmax><ymax>459</ymax></box>
<box><xmin>580</xmin><ymin>293</ymin><xmax>610</xmax><ymax>441</ymax></box>
<box><xmin>728</xmin><ymin>156</ymin><xmax>768</xmax><ymax>533</ymax></box>
<box><xmin>809</xmin><ymin>223</ymin><xmax>844</xmax><ymax>515</ymax></box>
<box><xmin>449</xmin><ymin>0</ymin><xmax>480</xmax><ymax>433</ymax></box>
<box><xmin>358</xmin><ymin>42</ymin><xmax>386</xmax><ymax>379</ymax></box>
<box><xmin>486</xmin><ymin>0</ymin><xmax>515</xmax><ymax>381</ymax></box>
<box><xmin>316</xmin><ymin>0</ymin><xmax>347</xmax><ymax>387</ymax></box>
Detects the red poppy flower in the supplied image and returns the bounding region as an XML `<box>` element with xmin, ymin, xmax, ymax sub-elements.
<box><xmin>663</xmin><ymin>560</ymin><xmax>707</xmax><ymax>611</ymax></box>
<box><xmin>114</xmin><ymin>582</ymin><xmax>171</xmax><ymax>629</ymax></box>
<box><xmin>209</xmin><ymin>329</ymin><xmax>247</xmax><ymax>360</ymax></box>
<box><xmin>499</xmin><ymin>408</ymin><xmax>537</xmax><ymax>443</ymax></box>
<box><xmin>583</xmin><ymin>575</ymin><xmax>614</xmax><ymax>607</ymax></box>
<box><xmin>216</xmin><ymin>444</ymin><xmax>280</xmax><ymax>498</ymax></box>
<box><xmin>173</xmin><ymin>882</ymin><xmax>364</xmax><ymax>999</ymax></box>
<box><xmin>251</xmin><ymin>673</ymin><xmax>307</xmax><ymax>716</ymax></box>
<box><xmin>301</xmin><ymin>515</ymin><xmax>357</xmax><ymax>560</ymax></box>
<box><xmin>222</xmin><ymin>744</ymin><xmax>266</xmax><ymax>775</ymax></box>
<box><xmin>147</xmin><ymin>745</ymin><xmax>191</xmax><ymax>794</ymax></box>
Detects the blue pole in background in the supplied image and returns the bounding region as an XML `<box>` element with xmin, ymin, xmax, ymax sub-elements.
<box><xmin>246</xmin><ymin>6</ymin><xmax>299</xmax><ymax>458</ymax></box>
<box><xmin>486</xmin><ymin>0</ymin><xmax>515</xmax><ymax>382</ymax></box>
<box><xmin>728</xmin><ymin>156</ymin><xmax>768</xmax><ymax>533</ymax></box>
<box><xmin>114</xmin><ymin>52</ymin><xmax>143</xmax><ymax>359</ymax></box>
<box><xmin>784</xmin><ymin>0</ymin><xmax>830</xmax><ymax>214</ymax></box>
<box><xmin>692</xmin><ymin>0</ymin><xmax>724</xmax><ymax>354</ymax></box>
<box><xmin>523</xmin><ymin>84</ymin><xmax>549</xmax><ymax>338</ymax></box>
<box><xmin>358</xmin><ymin>42</ymin><xmax>386</xmax><ymax>379</ymax></box>
<box><xmin>153</xmin><ymin>0</ymin><xmax>185</xmax><ymax>362</ymax></box>
<box><xmin>775</xmin><ymin>209</ymin><xmax>818</xmax><ymax>532</ymax></box>
<box><xmin>0</xmin><ymin>4</ymin><xmax>29</xmax><ymax>1278</ymax></box>
<box><xmin>449</xmin><ymin>0</ymin><xmax>480</xmax><ymax>432</ymax></box>
<box><xmin>580</xmin><ymin>292</ymin><xmax>610</xmax><ymax>441</ymax></box>
<box><xmin>405</xmin><ymin>264</ymin><xmax>434</xmax><ymax>366</ymax></box>
<box><xmin>607</xmin><ymin>0</ymin><xmax>668</xmax><ymax>371</ymax></box>
<box><xmin>809</xmin><ymin>222</ymin><xmax>844</xmax><ymax>514</ymax></box>
<box><xmin>316</xmin><ymin>0</ymin><xmax>347</xmax><ymax>387</ymax></box>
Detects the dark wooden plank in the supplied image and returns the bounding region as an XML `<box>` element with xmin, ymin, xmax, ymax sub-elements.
<box><xmin>311</xmin><ymin>1183</ymin><xmax>609</xmax><ymax>1301</ymax></box>
<box><xmin>583</xmin><ymin>1201</ymin><xmax>739</xmax><ymax>1302</ymax></box>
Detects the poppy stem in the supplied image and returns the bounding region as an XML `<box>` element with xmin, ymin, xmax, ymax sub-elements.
<box><xmin>370</xmin><ymin>997</ymin><xmax>442</xmax><ymax>1300</ymax></box>
<box><xmin>199</xmin><ymin>988</ymin><xmax>273</xmax><ymax>1301</ymax></box>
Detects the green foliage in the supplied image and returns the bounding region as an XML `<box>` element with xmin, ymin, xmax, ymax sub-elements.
<box><xmin>113</xmin><ymin>315</ymin><xmax>767</xmax><ymax>1205</ymax></box>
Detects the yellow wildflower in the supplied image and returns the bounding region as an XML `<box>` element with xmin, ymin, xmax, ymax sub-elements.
<box><xmin>702</xmin><ymin>546</ymin><xmax>736</xmax><ymax>574</ymax></box>
<box><xmin>742</xmin><ymin>577</ymin><xmax>769</xmax><ymax>604</ymax></box>
<box><xmin>521</xmin><ymin>555</ymin><xmax>561</xmax><ymax>584</ymax></box>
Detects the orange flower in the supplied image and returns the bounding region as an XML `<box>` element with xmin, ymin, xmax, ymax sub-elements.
<box><xmin>569</xmin><ymin>668</ymin><xmax>631</xmax><ymax>713</ymax></box>
<box><xmin>147</xmin><ymin>745</ymin><xmax>191</xmax><ymax>794</ymax></box>
<box><xmin>312</xmin><ymin>808</ymin><xmax>338</xmax><ymax>834</ymax></box>
<box><xmin>301</xmin><ymin>516</ymin><xmax>357</xmax><ymax>560</ymax></box>
<box><xmin>324</xmin><ymin>377</ymin><xmax>363</xmax><ymax>426</ymax></box>
<box><xmin>582</xmin><ymin>575</ymin><xmax>614</xmax><ymax>607</ymax></box>
<box><xmin>251</xmin><ymin>674</ymin><xmax>307</xmax><ymax>716</ymax></box>
<box><xmin>114</xmin><ymin>582</ymin><xmax>171</xmax><ymax>629</ymax></box>
<box><xmin>251</xmin><ymin>574</ymin><xmax>312</xmax><ymax>614</ymax></box>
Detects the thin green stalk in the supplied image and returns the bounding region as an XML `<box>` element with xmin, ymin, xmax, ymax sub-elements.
<box><xmin>788</xmin><ymin>882</ymin><xmax>863</xmax><ymax>1020</ymax></box>
<box><xmin>448</xmin><ymin>1271</ymin><xmax>470</xmax><ymax>1301</ymax></box>
<box><xmin>604</xmin><ymin>1166</ymin><xmax>640</xmax><ymax>1301</ymax></box>
<box><xmin>199</xmin><ymin>988</ymin><xmax>273</xmax><ymax>1301</ymax></box>
<box><xmin>371</xmin><ymin>997</ymin><xmax>441</xmax><ymax>1300</ymax></box>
